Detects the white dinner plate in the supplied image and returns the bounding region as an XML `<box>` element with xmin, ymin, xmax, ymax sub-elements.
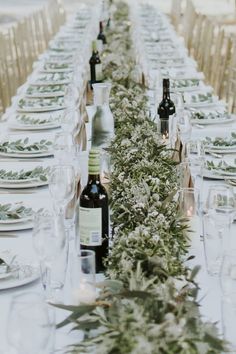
<box><xmin>0</xmin><ymin>151</ymin><xmax>53</xmax><ymax>158</ymax></box>
<box><xmin>192</xmin><ymin>117</ymin><xmax>235</xmax><ymax>125</ymax></box>
<box><xmin>0</xmin><ymin>272</ymin><xmax>12</xmax><ymax>280</ymax></box>
<box><xmin>10</xmin><ymin>122</ymin><xmax>61</xmax><ymax>131</ymax></box>
<box><xmin>30</xmin><ymin>79</ymin><xmax>71</xmax><ymax>86</ymax></box>
<box><xmin>17</xmin><ymin>105</ymin><xmax>65</xmax><ymax>113</ymax></box>
<box><xmin>0</xmin><ymin>180</ymin><xmax>48</xmax><ymax>189</ymax></box>
<box><xmin>0</xmin><ymin>177</ymin><xmax>38</xmax><ymax>183</ymax></box>
<box><xmin>25</xmin><ymin>91</ymin><xmax>64</xmax><ymax>98</ymax></box>
<box><xmin>40</xmin><ymin>67</ymin><xmax>73</xmax><ymax>73</ymax></box>
<box><xmin>206</xmin><ymin>147</ymin><xmax>236</xmax><ymax>154</ymax></box>
<box><xmin>0</xmin><ymin>217</ymin><xmax>32</xmax><ymax>225</ymax></box>
<box><xmin>203</xmin><ymin>170</ymin><xmax>236</xmax><ymax>180</ymax></box>
<box><xmin>0</xmin><ymin>265</ymin><xmax>39</xmax><ymax>290</ymax></box>
<box><xmin>0</xmin><ymin>221</ymin><xmax>33</xmax><ymax>232</ymax></box>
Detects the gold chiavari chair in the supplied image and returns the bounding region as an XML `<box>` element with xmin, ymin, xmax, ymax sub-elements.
<box><xmin>170</xmin><ymin>0</ymin><xmax>183</xmax><ymax>32</ymax></box>
<box><xmin>225</xmin><ymin>38</ymin><xmax>236</xmax><ymax>112</ymax></box>
<box><xmin>182</xmin><ymin>0</ymin><xmax>198</xmax><ymax>50</ymax></box>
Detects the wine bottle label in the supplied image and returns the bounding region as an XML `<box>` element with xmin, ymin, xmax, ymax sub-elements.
<box><xmin>96</xmin><ymin>63</ymin><xmax>103</xmax><ymax>81</ymax></box>
<box><xmin>79</xmin><ymin>207</ymin><xmax>102</xmax><ymax>246</ymax></box>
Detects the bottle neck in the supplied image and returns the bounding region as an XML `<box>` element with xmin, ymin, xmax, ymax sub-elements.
<box><xmin>88</xmin><ymin>173</ymin><xmax>100</xmax><ymax>183</ymax></box>
<box><xmin>99</xmin><ymin>21</ymin><xmax>103</xmax><ymax>33</ymax></box>
<box><xmin>163</xmin><ymin>86</ymin><xmax>170</xmax><ymax>100</ymax></box>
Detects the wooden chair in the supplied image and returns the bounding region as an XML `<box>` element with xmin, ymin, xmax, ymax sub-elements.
<box><xmin>170</xmin><ymin>0</ymin><xmax>183</xmax><ymax>32</ymax></box>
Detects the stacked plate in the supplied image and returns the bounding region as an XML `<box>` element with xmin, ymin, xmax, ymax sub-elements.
<box><xmin>0</xmin><ymin>251</ymin><xmax>39</xmax><ymax>290</ymax></box>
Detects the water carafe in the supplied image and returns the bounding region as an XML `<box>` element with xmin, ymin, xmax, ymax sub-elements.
<box><xmin>91</xmin><ymin>83</ymin><xmax>114</xmax><ymax>148</ymax></box>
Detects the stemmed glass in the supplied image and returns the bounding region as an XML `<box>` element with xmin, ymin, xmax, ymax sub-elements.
<box><xmin>48</xmin><ymin>165</ymin><xmax>76</xmax><ymax>218</ymax></box>
<box><xmin>220</xmin><ymin>250</ymin><xmax>236</xmax><ymax>351</ymax></box>
<box><xmin>32</xmin><ymin>212</ymin><xmax>68</xmax><ymax>300</ymax></box>
<box><xmin>206</xmin><ymin>184</ymin><xmax>236</xmax><ymax>252</ymax></box>
<box><xmin>53</xmin><ymin>132</ymin><xmax>74</xmax><ymax>163</ymax></box>
<box><xmin>61</xmin><ymin>108</ymin><xmax>81</xmax><ymax>134</ymax></box>
<box><xmin>7</xmin><ymin>293</ymin><xmax>55</xmax><ymax>354</ymax></box>
<box><xmin>177</xmin><ymin>109</ymin><xmax>192</xmax><ymax>160</ymax></box>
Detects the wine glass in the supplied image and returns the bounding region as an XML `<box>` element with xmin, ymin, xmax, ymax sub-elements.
<box><xmin>32</xmin><ymin>212</ymin><xmax>68</xmax><ymax>299</ymax></box>
<box><xmin>220</xmin><ymin>250</ymin><xmax>236</xmax><ymax>351</ymax></box>
<box><xmin>206</xmin><ymin>184</ymin><xmax>236</xmax><ymax>252</ymax></box>
<box><xmin>49</xmin><ymin>165</ymin><xmax>76</xmax><ymax>217</ymax></box>
<box><xmin>64</xmin><ymin>80</ymin><xmax>79</xmax><ymax>109</ymax></box>
<box><xmin>177</xmin><ymin>109</ymin><xmax>192</xmax><ymax>161</ymax></box>
<box><xmin>61</xmin><ymin>108</ymin><xmax>80</xmax><ymax>134</ymax></box>
<box><xmin>53</xmin><ymin>132</ymin><xmax>74</xmax><ymax>163</ymax></box>
<box><xmin>7</xmin><ymin>293</ymin><xmax>55</xmax><ymax>354</ymax></box>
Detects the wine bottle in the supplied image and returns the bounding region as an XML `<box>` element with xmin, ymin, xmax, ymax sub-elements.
<box><xmin>89</xmin><ymin>41</ymin><xmax>103</xmax><ymax>88</ymax></box>
<box><xmin>97</xmin><ymin>21</ymin><xmax>107</xmax><ymax>52</ymax></box>
<box><xmin>79</xmin><ymin>150</ymin><xmax>109</xmax><ymax>272</ymax></box>
<box><xmin>157</xmin><ymin>78</ymin><xmax>175</xmax><ymax>136</ymax></box>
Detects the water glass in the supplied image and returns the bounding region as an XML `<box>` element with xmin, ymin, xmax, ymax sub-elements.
<box><xmin>7</xmin><ymin>293</ymin><xmax>55</xmax><ymax>354</ymax></box>
<box><xmin>177</xmin><ymin>109</ymin><xmax>192</xmax><ymax>144</ymax></box>
<box><xmin>203</xmin><ymin>213</ymin><xmax>223</xmax><ymax>276</ymax></box>
<box><xmin>184</xmin><ymin>156</ymin><xmax>204</xmax><ymax>188</ymax></box>
<box><xmin>53</xmin><ymin>132</ymin><xmax>74</xmax><ymax>162</ymax></box>
<box><xmin>70</xmin><ymin>250</ymin><xmax>96</xmax><ymax>305</ymax></box>
<box><xmin>221</xmin><ymin>296</ymin><xmax>236</xmax><ymax>352</ymax></box>
<box><xmin>157</xmin><ymin>118</ymin><xmax>169</xmax><ymax>141</ymax></box>
<box><xmin>220</xmin><ymin>251</ymin><xmax>236</xmax><ymax>351</ymax></box>
<box><xmin>32</xmin><ymin>212</ymin><xmax>68</xmax><ymax>299</ymax></box>
<box><xmin>186</xmin><ymin>139</ymin><xmax>205</xmax><ymax>157</ymax></box>
<box><xmin>177</xmin><ymin>161</ymin><xmax>192</xmax><ymax>189</ymax></box>
<box><xmin>178</xmin><ymin>187</ymin><xmax>200</xmax><ymax>218</ymax></box>
<box><xmin>49</xmin><ymin>164</ymin><xmax>76</xmax><ymax>216</ymax></box>
<box><xmin>61</xmin><ymin>107</ymin><xmax>81</xmax><ymax>134</ymax></box>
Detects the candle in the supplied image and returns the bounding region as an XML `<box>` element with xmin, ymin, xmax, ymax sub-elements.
<box><xmin>72</xmin><ymin>281</ymin><xmax>96</xmax><ymax>305</ymax></box>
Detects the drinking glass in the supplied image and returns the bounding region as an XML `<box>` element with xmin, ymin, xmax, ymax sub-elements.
<box><xmin>183</xmin><ymin>156</ymin><xmax>204</xmax><ymax>188</ymax></box>
<box><xmin>7</xmin><ymin>293</ymin><xmax>55</xmax><ymax>354</ymax></box>
<box><xmin>186</xmin><ymin>139</ymin><xmax>205</xmax><ymax>158</ymax></box>
<box><xmin>53</xmin><ymin>132</ymin><xmax>74</xmax><ymax>163</ymax></box>
<box><xmin>49</xmin><ymin>164</ymin><xmax>76</xmax><ymax>217</ymax></box>
<box><xmin>61</xmin><ymin>108</ymin><xmax>81</xmax><ymax>134</ymax></box>
<box><xmin>206</xmin><ymin>184</ymin><xmax>236</xmax><ymax>252</ymax></box>
<box><xmin>157</xmin><ymin>118</ymin><xmax>169</xmax><ymax>141</ymax></box>
<box><xmin>220</xmin><ymin>251</ymin><xmax>236</xmax><ymax>350</ymax></box>
<box><xmin>64</xmin><ymin>82</ymin><xmax>78</xmax><ymax>108</ymax></box>
<box><xmin>71</xmin><ymin>250</ymin><xmax>96</xmax><ymax>305</ymax></box>
<box><xmin>203</xmin><ymin>213</ymin><xmax>223</xmax><ymax>276</ymax></box>
<box><xmin>177</xmin><ymin>161</ymin><xmax>192</xmax><ymax>189</ymax></box>
<box><xmin>177</xmin><ymin>109</ymin><xmax>192</xmax><ymax>147</ymax></box>
<box><xmin>32</xmin><ymin>212</ymin><xmax>68</xmax><ymax>300</ymax></box>
<box><xmin>178</xmin><ymin>187</ymin><xmax>200</xmax><ymax>218</ymax></box>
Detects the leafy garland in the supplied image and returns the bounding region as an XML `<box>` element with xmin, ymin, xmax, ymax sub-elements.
<box><xmin>57</xmin><ymin>2</ymin><xmax>226</xmax><ymax>353</ymax></box>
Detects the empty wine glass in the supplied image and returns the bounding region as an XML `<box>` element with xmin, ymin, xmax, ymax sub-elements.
<box><xmin>206</xmin><ymin>184</ymin><xmax>236</xmax><ymax>252</ymax></box>
<box><xmin>64</xmin><ymin>81</ymin><xmax>79</xmax><ymax>109</ymax></box>
<box><xmin>220</xmin><ymin>250</ymin><xmax>236</xmax><ymax>351</ymax></box>
<box><xmin>53</xmin><ymin>132</ymin><xmax>74</xmax><ymax>163</ymax></box>
<box><xmin>32</xmin><ymin>212</ymin><xmax>68</xmax><ymax>299</ymax></box>
<box><xmin>49</xmin><ymin>164</ymin><xmax>76</xmax><ymax>217</ymax></box>
<box><xmin>61</xmin><ymin>108</ymin><xmax>80</xmax><ymax>134</ymax></box>
<box><xmin>7</xmin><ymin>293</ymin><xmax>55</xmax><ymax>354</ymax></box>
<box><xmin>177</xmin><ymin>109</ymin><xmax>192</xmax><ymax>147</ymax></box>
